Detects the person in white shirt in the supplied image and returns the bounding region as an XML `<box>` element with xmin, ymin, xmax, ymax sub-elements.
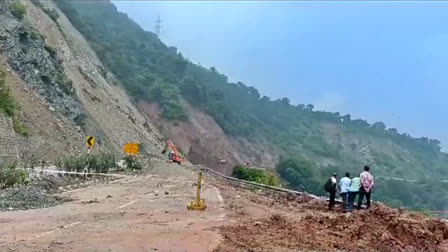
<box><xmin>339</xmin><ymin>172</ymin><xmax>352</xmax><ymax>210</ymax></box>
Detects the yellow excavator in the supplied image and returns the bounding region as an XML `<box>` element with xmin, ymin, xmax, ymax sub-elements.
<box><xmin>187</xmin><ymin>171</ymin><xmax>207</xmax><ymax>211</ymax></box>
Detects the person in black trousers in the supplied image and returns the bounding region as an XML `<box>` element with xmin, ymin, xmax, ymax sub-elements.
<box><xmin>324</xmin><ymin>173</ymin><xmax>338</xmax><ymax>210</ymax></box>
<box><xmin>357</xmin><ymin>166</ymin><xmax>374</xmax><ymax>210</ymax></box>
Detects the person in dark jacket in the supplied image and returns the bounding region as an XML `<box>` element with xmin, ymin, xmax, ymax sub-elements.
<box><xmin>324</xmin><ymin>173</ymin><xmax>338</xmax><ymax>210</ymax></box>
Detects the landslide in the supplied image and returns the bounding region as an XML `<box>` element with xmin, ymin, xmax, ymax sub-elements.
<box><xmin>204</xmin><ymin>171</ymin><xmax>448</xmax><ymax>252</ymax></box>
<box><xmin>53</xmin><ymin>0</ymin><xmax>448</xmax><ymax>211</ymax></box>
<box><xmin>0</xmin><ymin>0</ymin><xmax>165</xmax><ymax>164</ymax></box>
<box><xmin>137</xmin><ymin>101</ymin><xmax>278</xmax><ymax>175</ymax></box>
<box><xmin>217</xmin><ymin>196</ymin><xmax>448</xmax><ymax>252</ymax></box>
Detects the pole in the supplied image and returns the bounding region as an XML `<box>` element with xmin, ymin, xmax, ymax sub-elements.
<box><xmin>196</xmin><ymin>172</ymin><xmax>202</xmax><ymax>204</ymax></box>
<box><xmin>154</xmin><ymin>16</ymin><xmax>161</xmax><ymax>37</ymax></box>
<box><xmin>85</xmin><ymin>146</ymin><xmax>91</xmax><ymax>178</ymax></box>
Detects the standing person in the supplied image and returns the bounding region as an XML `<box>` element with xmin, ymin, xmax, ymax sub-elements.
<box><xmin>324</xmin><ymin>173</ymin><xmax>338</xmax><ymax>210</ymax></box>
<box><xmin>348</xmin><ymin>176</ymin><xmax>361</xmax><ymax>211</ymax></box>
<box><xmin>339</xmin><ymin>173</ymin><xmax>351</xmax><ymax>210</ymax></box>
<box><xmin>357</xmin><ymin>166</ymin><xmax>374</xmax><ymax>210</ymax></box>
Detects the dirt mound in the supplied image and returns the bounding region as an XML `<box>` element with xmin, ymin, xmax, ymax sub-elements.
<box><xmin>217</xmin><ymin>203</ymin><xmax>448</xmax><ymax>252</ymax></box>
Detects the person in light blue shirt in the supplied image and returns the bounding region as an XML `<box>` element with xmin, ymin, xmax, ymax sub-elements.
<box><xmin>339</xmin><ymin>172</ymin><xmax>351</xmax><ymax>210</ymax></box>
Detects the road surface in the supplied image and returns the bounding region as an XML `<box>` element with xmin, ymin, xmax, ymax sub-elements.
<box><xmin>0</xmin><ymin>163</ymin><xmax>226</xmax><ymax>252</ymax></box>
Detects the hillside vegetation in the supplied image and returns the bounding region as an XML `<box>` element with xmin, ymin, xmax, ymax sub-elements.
<box><xmin>55</xmin><ymin>0</ymin><xmax>448</xmax><ymax>210</ymax></box>
<box><xmin>0</xmin><ymin>67</ymin><xmax>30</xmax><ymax>136</ymax></box>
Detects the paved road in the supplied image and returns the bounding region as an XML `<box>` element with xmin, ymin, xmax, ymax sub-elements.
<box><xmin>0</xmin><ymin>163</ymin><xmax>226</xmax><ymax>252</ymax></box>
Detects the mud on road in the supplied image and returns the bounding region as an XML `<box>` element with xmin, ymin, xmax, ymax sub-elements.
<box><xmin>0</xmin><ymin>163</ymin><xmax>225</xmax><ymax>252</ymax></box>
<box><xmin>1</xmin><ymin>162</ymin><xmax>448</xmax><ymax>252</ymax></box>
<box><xmin>214</xmin><ymin>185</ymin><xmax>448</xmax><ymax>252</ymax></box>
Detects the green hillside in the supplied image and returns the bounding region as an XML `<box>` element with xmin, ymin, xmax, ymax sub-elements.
<box><xmin>55</xmin><ymin>0</ymin><xmax>448</xmax><ymax>210</ymax></box>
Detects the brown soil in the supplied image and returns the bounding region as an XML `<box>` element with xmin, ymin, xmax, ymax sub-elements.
<box><xmin>0</xmin><ymin>162</ymin><xmax>225</xmax><ymax>252</ymax></box>
<box><xmin>215</xmin><ymin>191</ymin><xmax>448</xmax><ymax>252</ymax></box>
<box><xmin>1</xmin><ymin>162</ymin><xmax>447</xmax><ymax>252</ymax></box>
<box><xmin>137</xmin><ymin>101</ymin><xmax>278</xmax><ymax>175</ymax></box>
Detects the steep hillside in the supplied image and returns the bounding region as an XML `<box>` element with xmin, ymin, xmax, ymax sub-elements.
<box><xmin>43</xmin><ymin>0</ymin><xmax>448</xmax><ymax>210</ymax></box>
<box><xmin>137</xmin><ymin>101</ymin><xmax>278</xmax><ymax>175</ymax></box>
<box><xmin>0</xmin><ymin>0</ymin><xmax>165</xmax><ymax>165</ymax></box>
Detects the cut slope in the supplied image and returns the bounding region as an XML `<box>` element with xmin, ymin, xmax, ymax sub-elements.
<box><xmin>0</xmin><ymin>0</ymin><xmax>166</xmax><ymax>165</ymax></box>
<box><xmin>26</xmin><ymin>0</ymin><xmax>164</xmax><ymax>154</ymax></box>
<box><xmin>138</xmin><ymin>101</ymin><xmax>278</xmax><ymax>175</ymax></box>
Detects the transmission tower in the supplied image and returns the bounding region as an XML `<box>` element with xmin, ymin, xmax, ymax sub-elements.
<box><xmin>154</xmin><ymin>16</ymin><xmax>162</xmax><ymax>37</ymax></box>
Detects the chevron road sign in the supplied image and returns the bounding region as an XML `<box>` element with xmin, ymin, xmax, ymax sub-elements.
<box><xmin>86</xmin><ymin>136</ymin><xmax>95</xmax><ymax>148</ymax></box>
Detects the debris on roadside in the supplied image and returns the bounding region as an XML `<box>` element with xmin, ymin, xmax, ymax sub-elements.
<box><xmin>218</xmin><ymin>203</ymin><xmax>448</xmax><ymax>252</ymax></box>
<box><xmin>81</xmin><ymin>198</ymin><xmax>99</xmax><ymax>204</ymax></box>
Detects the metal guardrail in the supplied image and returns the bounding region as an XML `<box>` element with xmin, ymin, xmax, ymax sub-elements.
<box><xmin>197</xmin><ymin>165</ymin><xmax>358</xmax><ymax>206</ymax></box>
<box><xmin>198</xmin><ymin>165</ymin><xmax>322</xmax><ymax>200</ymax></box>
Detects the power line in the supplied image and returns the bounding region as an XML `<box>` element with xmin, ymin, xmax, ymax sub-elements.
<box><xmin>154</xmin><ymin>16</ymin><xmax>162</xmax><ymax>37</ymax></box>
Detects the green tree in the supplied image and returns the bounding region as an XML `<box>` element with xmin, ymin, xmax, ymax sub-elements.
<box><xmin>0</xmin><ymin>70</ymin><xmax>18</xmax><ymax>116</ymax></box>
<box><xmin>232</xmin><ymin>165</ymin><xmax>280</xmax><ymax>186</ymax></box>
<box><xmin>372</xmin><ymin>122</ymin><xmax>386</xmax><ymax>131</ymax></box>
<box><xmin>276</xmin><ymin>158</ymin><xmax>314</xmax><ymax>190</ymax></box>
<box><xmin>9</xmin><ymin>1</ymin><xmax>27</xmax><ymax>20</ymax></box>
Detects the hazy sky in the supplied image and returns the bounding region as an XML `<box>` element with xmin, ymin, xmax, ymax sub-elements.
<box><xmin>114</xmin><ymin>1</ymin><xmax>448</xmax><ymax>148</ymax></box>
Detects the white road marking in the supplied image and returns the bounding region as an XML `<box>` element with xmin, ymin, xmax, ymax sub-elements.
<box><xmin>109</xmin><ymin>178</ymin><xmax>128</xmax><ymax>184</ymax></box>
<box><xmin>211</xmin><ymin>186</ymin><xmax>226</xmax><ymax>221</ymax></box>
<box><xmin>218</xmin><ymin>213</ymin><xmax>226</xmax><ymax>221</ymax></box>
<box><xmin>215</xmin><ymin>187</ymin><xmax>224</xmax><ymax>204</ymax></box>
<box><xmin>116</xmin><ymin>200</ymin><xmax>136</xmax><ymax>209</ymax></box>
<box><xmin>35</xmin><ymin>222</ymin><xmax>82</xmax><ymax>238</ymax></box>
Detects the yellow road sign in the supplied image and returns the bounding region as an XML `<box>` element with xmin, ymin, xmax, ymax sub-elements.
<box><xmin>124</xmin><ymin>143</ymin><xmax>139</xmax><ymax>155</ymax></box>
<box><xmin>86</xmin><ymin>136</ymin><xmax>95</xmax><ymax>148</ymax></box>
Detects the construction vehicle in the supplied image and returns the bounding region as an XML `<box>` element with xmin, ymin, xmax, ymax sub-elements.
<box><xmin>161</xmin><ymin>140</ymin><xmax>184</xmax><ymax>164</ymax></box>
<box><xmin>187</xmin><ymin>171</ymin><xmax>207</xmax><ymax>211</ymax></box>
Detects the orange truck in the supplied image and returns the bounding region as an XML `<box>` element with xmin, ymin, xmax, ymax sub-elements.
<box><xmin>162</xmin><ymin>140</ymin><xmax>184</xmax><ymax>164</ymax></box>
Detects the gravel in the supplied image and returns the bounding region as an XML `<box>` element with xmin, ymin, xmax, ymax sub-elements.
<box><xmin>0</xmin><ymin>174</ymin><xmax>113</xmax><ymax>211</ymax></box>
<box><xmin>0</xmin><ymin>184</ymin><xmax>57</xmax><ymax>211</ymax></box>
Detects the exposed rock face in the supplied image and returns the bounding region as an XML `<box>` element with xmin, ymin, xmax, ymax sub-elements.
<box><xmin>0</xmin><ymin>0</ymin><xmax>165</xmax><ymax>165</ymax></box>
<box><xmin>0</xmin><ymin>1</ymin><xmax>84</xmax><ymax>123</ymax></box>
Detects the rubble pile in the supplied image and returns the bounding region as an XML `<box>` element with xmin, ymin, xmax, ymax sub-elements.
<box><xmin>218</xmin><ymin>204</ymin><xmax>448</xmax><ymax>252</ymax></box>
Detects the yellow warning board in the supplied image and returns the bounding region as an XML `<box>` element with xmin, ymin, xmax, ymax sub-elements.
<box><xmin>124</xmin><ymin>143</ymin><xmax>139</xmax><ymax>155</ymax></box>
<box><xmin>86</xmin><ymin>136</ymin><xmax>95</xmax><ymax>148</ymax></box>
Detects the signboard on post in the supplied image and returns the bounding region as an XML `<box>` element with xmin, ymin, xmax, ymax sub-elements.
<box><xmin>86</xmin><ymin>136</ymin><xmax>95</xmax><ymax>148</ymax></box>
<box><xmin>124</xmin><ymin>143</ymin><xmax>139</xmax><ymax>155</ymax></box>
